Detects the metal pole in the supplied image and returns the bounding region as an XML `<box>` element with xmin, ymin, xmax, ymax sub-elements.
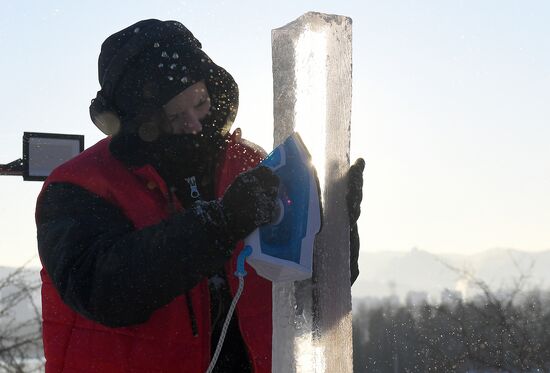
<box><xmin>0</xmin><ymin>159</ymin><xmax>23</xmax><ymax>177</ymax></box>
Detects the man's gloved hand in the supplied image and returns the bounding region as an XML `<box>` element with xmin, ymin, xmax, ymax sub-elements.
<box><xmin>347</xmin><ymin>158</ymin><xmax>365</xmax><ymax>285</ymax></box>
<box><xmin>221</xmin><ymin>166</ymin><xmax>280</xmax><ymax>241</ymax></box>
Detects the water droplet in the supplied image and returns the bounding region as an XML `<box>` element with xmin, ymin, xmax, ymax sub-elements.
<box><xmin>161</xmin><ymin>51</ymin><xmax>169</xmax><ymax>58</ymax></box>
<box><xmin>158</xmin><ymin>63</ymin><xmax>164</xmax><ymax>68</ymax></box>
<box><xmin>172</xmin><ymin>52</ymin><xmax>179</xmax><ymax>59</ymax></box>
<box><xmin>134</xmin><ymin>27</ymin><xmax>140</xmax><ymax>33</ymax></box>
<box><xmin>153</xmin><ymin>42</ymin><xmax>160</xmax><ymax>48</ymax></box>
<box><xmin>200</xmin><ymin>58</ymin><xmax>206</xmax><ymax>62</ymax></box>
<box><xmin>167</xmin><ymin>76</ymin><xmax>174</xmax><ymax>81</ymax></box>
<box><xmin>180</xmin><ymin>77</ymin><xmax>188</xmax><ymax>84</ymax></box>
<box><xmin>209</xmin><ymin>69</ymin><xmax>214</xmax><ymax>73</ymax></box>
<box><xmin>170</xmin><ymin>64</ymin><xmax>177</xmax><ymax>70</ymax></box>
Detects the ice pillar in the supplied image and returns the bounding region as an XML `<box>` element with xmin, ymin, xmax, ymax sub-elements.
<box><xmin>271</xmin><ymin>12</ymin><xmax>353</xmax><ymax>373</ymax></box>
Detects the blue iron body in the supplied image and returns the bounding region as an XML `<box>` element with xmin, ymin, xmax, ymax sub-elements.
<box><xmin>244</xmin><ymin>132</ymin><xmax>321</xmax><ymax>282</ymax></box>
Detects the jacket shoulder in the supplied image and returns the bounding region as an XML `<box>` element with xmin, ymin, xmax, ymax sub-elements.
<box><xmin>214</xmin><ymin>129</ymin><xmax>267</xmax><ymax>196</ymax></box>
<box><xmin>42</xmin><ymin>137</ymin><xmax>128</xmax><ymax>200</ymax></box>
<box><xmin>46</xmin><ymin>138</ymin><xmax>109</xmax><ymax>178</ymax></box>
<box><xmin>225</xmin><ymin>128</ymin><xmax>267</xmax><ymax>166</ymax></box>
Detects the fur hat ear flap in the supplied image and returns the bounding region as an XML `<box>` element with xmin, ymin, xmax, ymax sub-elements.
<box><xmin>89</xmin><ymin>89</ymin><xmax>121</xmax><ymax>135</ymax></box>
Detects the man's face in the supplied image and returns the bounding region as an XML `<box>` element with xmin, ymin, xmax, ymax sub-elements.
<box><xmin>162</xmin><ymin>80</ymin><xmax>211</xmax><ymax>135</ymax></box>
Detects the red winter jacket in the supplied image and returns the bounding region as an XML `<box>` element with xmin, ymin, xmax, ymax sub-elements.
<box><xmin>37</xmin><ymin>132</ymin><xmax>272</xmax><ymax>373</ymax></box>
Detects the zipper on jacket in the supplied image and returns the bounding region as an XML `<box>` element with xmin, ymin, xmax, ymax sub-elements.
<box><xmin>185</xmin><ymin>176</ymin><xmax>201</xmax><ymax>200</ymax></box>
<box><xmin>168</xmin><ymin>178</ymin><xmax>200</xmax><ymax>337</ymax></box>
<box><xmin>185</xmin><ymin>293</ymin><xmax>199</xmax><ymax>337</ymax></box>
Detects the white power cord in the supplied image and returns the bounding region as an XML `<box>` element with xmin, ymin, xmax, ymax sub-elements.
<box><xmin>205</xmin><ymin>246</ymin><xmax>252</xmax><ymax>373</ymax></box>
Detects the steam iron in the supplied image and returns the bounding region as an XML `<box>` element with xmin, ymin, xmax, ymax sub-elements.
<box><xmin>244</xmin><ymin>132</ymin><xmax>322</xmax><ymax>282</ymax></box>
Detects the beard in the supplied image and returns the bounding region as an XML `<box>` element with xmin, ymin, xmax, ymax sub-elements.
<box><xmin>151</xmin><ymin>133</ymin><xmax>205</xmax><ymax>188</ymax></box>
<box><xmin>150</xmin><ymin>131</ymin><xmax>225</xmax><ymax>194</ymax></box>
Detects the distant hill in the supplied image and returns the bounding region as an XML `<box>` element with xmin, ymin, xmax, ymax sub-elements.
<box><xmin>352</xmin><ymin>248</ymin><xmax>550</xmax><ymax>301</ymax></box>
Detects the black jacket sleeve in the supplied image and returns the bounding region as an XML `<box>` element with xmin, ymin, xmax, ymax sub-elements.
<box><xmin>37</xmin><ymin>182</ymin><xmax>236</xmax><ymax>328</ymax></box>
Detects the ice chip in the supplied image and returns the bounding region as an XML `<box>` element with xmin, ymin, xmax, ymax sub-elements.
<box><xmin>161</xmin><ymin>51</ymin><xmax>169</xmax><ymax>58</ymax></box>
<box><xmin>180</xmin><ymin>77</ymin><xmax>188</xmax><ymax>84</ymax></box>
<box><xmin>170</xmin><ymin>64</ymin><xmax>177</xmax><ymax>70</ymax></box>
<box><xmin>134</xmin><ymin>27</ymin><xmax>140</xmax><ymax>33</ymax></box>
<box><xmin>158</xmin><ymin>63</ymin><xmax>164</xmax><ymax>68</ymax></box>
<box><xmin>153</xmin><ymin>42</ymin><xmax>160</xmax><ymax>48</ymax></box>
<box><xmin>172</xmin><ymin>52</ymin><xmax>179</xmax><ymax>59</ymax></box>
<box><xmin>167</xmin><ymin>76</ymin><xmax>174</xmax><ymax>81</ymax></box>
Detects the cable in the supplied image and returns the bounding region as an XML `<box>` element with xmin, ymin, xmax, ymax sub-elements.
<box><xmin>205</xmin><ymin>245</ymin><xmax>252</xmax><ymax>373</ymax></box>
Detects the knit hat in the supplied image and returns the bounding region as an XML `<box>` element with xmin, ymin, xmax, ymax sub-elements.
<box><xmin>91</xmin><ymin>19</ymin><xmax>238</xmax><ymax>140</ymax></box>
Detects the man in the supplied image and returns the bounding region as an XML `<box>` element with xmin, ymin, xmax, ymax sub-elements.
<box><xmin>36</xmin><ymin>19</ymin><xmax>363</xmax><ymax>373</ymax></box>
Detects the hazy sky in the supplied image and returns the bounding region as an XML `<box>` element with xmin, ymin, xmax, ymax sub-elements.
<box><xmin>1</xmin><ymin>1</ymin><xmax>549</xmax><ymax>281</ymax></box>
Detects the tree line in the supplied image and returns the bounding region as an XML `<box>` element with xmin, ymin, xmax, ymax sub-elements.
<box><xmin>0</xmin><ymin>266</ymin><xmax>42</xmax><ymax>373</ymax></box>
<box><xmin>353</xmin><ymin>276</ymin><xmax>550</xmax><ymax>372</ymax></box>
<box><xmin>2</xmin><ymin>264</ymin><xmax>550</xmax><ymax>373</ymax></box>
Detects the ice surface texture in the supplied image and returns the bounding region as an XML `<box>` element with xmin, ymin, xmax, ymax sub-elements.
<box><xmin>271</xmin><ymin>12</ymin><xmax>353</xmax><ymax>373</ymax></box>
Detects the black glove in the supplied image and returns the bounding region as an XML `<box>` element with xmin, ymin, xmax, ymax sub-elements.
<box><xmin>347</xmin><ymin>158</ymin><xmax>365</xmax><ymax>285</ymax></box>
<box><xmin>221</xmin><ymin>166</ymin><xmax>280</xmax><ymax>241</ymax></box>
